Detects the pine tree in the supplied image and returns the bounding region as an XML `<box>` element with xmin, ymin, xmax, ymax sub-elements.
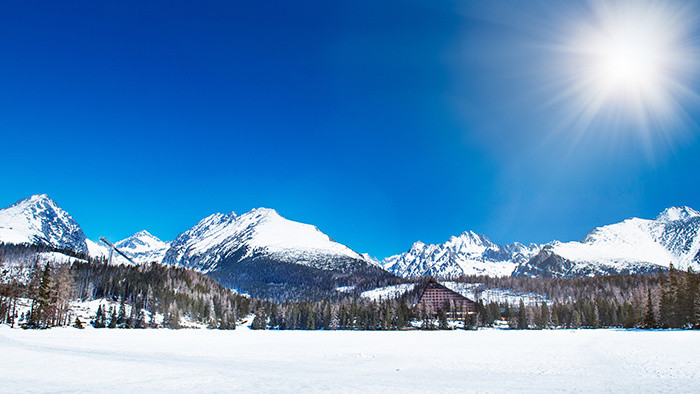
<box><xmin>659</xmin><ymin>288</ymin><xmax>673</xmax><ymax>328</ymax></box>
<box><xmin>251</xmin><ymin>312</ymin><xmax>267</xmax><ymax>330</ymax></box>
<box><xmin>571</xmin><ymin>310</ymin><xmax>582</xmax><ymax>329</ymax></box>
<box><xmin>166</xmin><ymin>308</ymin><xmax>181</xmax><ymax>329</ymax></box>
<box><xmin>668</xmin><ymin>264</ymin><xmax>681</xmax><ymax>328</ymax></box>
<box><xmin>538</xmin><ymin>302</ymin><xmax>550</xmax><ymax>329</ymax></box>
<box><xmin>34</xmin><ymin>264</ymin><xmax>53</xmax><ymax>328</ymax></box>
<box><xmin>680</xmin><ymin>269</ymin><xmax>697</xmax><ymax>328</ymax></box>
<box><xmin>437</xmin><ymin>308</ymin><xmax>449</xmax><ymax>330</ymax></box>
<box><xmin>109</xmin><ymin>307</ymin><xmax>118</xmax><ymax>328</ymax></box>
<box><xmin>622</xmin><ymin>301</ymin><xmax>638</xmax><ymax>328</ymax></box>
<box><xmin>517</xmin><ymin>299</ymin><xmax>528</xmax><ymax>329</ymax></box>
<box><xmin>551</xmin><ymin>310</ymin><xmax>560</xmax><ymax>328</ymax></box>
<box><xmin>685</xmin><ymin>269</ymin><xmax>699</xmax><ymax>328</ymax></box>
<box><xmin>94</xmin><ymin>305</ymin><xmax>106</xmax><ymax>328</ymax></box>
<box><xmin>643</xmin><ymin>289</ymin><xmax>656</xmax><ymax>329</ymax></box>
<box><xmin>117</xmin><ymin>299</ymin><xmax>126</xmax><ymax>328</ymax></box>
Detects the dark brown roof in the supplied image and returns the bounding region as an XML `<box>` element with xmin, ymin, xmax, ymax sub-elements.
<box><xmin>417</xmin><ymin>280</ymin><xmax>475</xmax><ymax>303</ymax></box>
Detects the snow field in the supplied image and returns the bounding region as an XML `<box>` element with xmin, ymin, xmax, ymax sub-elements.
<box><xmin>360</xmin><ymin>283</ymin><xmax>417</xmax><ymax>301</ymax></box>
<box><xmin>0</xmin><ymin>327</ymin><xmax>697</xmax><ymax>393</ymax></box>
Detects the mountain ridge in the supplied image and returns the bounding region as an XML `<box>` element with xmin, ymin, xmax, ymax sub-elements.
<box><xmin>2</xmin><ymin>194</ymin><xmax>699</xmax><ymax>286</ymax></box>
<box><xmin>381</xmin><ymin>230</ymin><xmax>540</xmax><ymax>278</ymax></box>
<box><xmin>513</xmin><ymin>206</ymin><xmax>700</xmax><ymax>277</ymax></box>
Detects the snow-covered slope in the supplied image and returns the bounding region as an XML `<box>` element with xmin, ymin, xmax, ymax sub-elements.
<box><xmin>160</xmin><ymin>208</ymin><xmax>393</xmax><ymax>299</ymax></box>
<box><xmin>114</xmin><ymin>231</ymin><xmax>170</xmax><ymax>264</ymax></box>
<box><xmin>161</xmin><ymin>212</ymin><xmax>238</xmax><ymax>271</ymax></box>
<box><xmin>162</xmin><ymin>208</ymin><xmax>369</xmax><ymax>273</ymax></box>
<box><xmin>382</xmin><ymin>231</ymin><xmax>540</xmax><ymax>278</ymax></box>
<box><xmin>514</xmin><ymin>206</ymin><xmax>700</xmax><ymax>277</ymax></box>
<box><xmin>0</xmin><ymin>194</ymin><xmax>88</xmax><ymax>254</ymax></box>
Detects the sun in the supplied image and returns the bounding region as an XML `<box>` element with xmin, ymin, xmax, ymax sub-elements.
<box><xmin>552</xmin><ymin>0</ymin><xmax>699</xmax><ymax>142</ymax></box>
<box><xmin>593</xmin><ymin>23</ymin><xmax>662</xmax><ymax>95</ymax></box>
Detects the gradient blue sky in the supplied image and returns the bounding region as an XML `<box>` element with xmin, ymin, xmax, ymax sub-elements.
<box><xmin>2</xmin><ymin>1</ymin><xmax>699</xmax><ymax>258</ymax></box>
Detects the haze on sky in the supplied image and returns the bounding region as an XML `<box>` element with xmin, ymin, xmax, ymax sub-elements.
<box><xmin>1</xmin><ymin>0</ymin><xmax>699</xmax><ymax>258</ymax></box>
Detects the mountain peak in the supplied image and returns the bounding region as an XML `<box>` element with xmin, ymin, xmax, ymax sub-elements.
<box><xmin>655</xmin><ymin>206</ymin><xmax>700</xmax><ymax>223</ymax></box>
<box><xmin>245</xmin><ymin>207</ymin><xmax>280</xmax><ymax>218</ymax></box>
<box><xmin>112</xmin><ymin>230</ymin><xmax>170</xmax><ymax>265</ymax></box>
<box><xmin>410</xmin><ymin>240</ymin><xmax>426</xmax><ymax>250</ymax></box>
<box><xmin>27</xmin><ymin>193</ymin><xmax>51</xmax><ymax>201</ymax></box>
<box><xmin>120</xmin><ymin>230</ymin><xmax>167</xmax><ymax>244</ymax></box>
<box><xmin>0</xmin><ymin>194</ymin><xmax>88</xmax><ymax>254</ymax></box>
<box><xmin>13</xmin><ymin>193</ymin><xmax>55</xmax><ymax>207</ymax></box>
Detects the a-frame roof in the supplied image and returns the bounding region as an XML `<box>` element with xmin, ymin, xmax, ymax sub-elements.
<box><xmin>417</xmin><ymin>279</ymin><xmax>475</xmax><ymax>303</ymax></box>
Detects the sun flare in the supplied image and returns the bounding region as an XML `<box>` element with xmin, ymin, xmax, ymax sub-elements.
<box><xmin>553</xmin><ymin>0</ymin><xmax>699</xmax><ymax>140</ymax></box>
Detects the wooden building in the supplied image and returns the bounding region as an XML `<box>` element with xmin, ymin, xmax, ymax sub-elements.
<box><xmin>417</xmin><ymin>280</ymin><xmax>476</xmax><ymax>319</ymax></box>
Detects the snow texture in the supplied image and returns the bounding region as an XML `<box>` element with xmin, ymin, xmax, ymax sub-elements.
<box><xmin>0</xmin><ymin>327</ymin><xmax>697</xmax><ymax>392</ymax></box>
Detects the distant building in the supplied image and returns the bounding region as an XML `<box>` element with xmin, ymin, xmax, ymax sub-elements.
<box><xmin>417</xmin><ymin>280</ymin><xmax>476</xmax><ymax>319</ymax></box>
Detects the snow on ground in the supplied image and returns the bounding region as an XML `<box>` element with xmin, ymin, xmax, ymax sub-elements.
<box><xmin>7</xmin><ymin>298</ymin><xmax>205</xmax><ymax>329</ymax></box>
<box><xmin>442</xmin><ymin>281</ymin><xmax>550</xmax><ymax>306</ymax></box>
<box><xmin>37</xmin><ymin>251</ymin><xmax>87</xmax><ymax>265</ymax></box>
<box><xmin>360</xmin><ymin>283</ymin><xmax>417</xmax><ymax>301</ymax></box>
<box><xmin>0</xmin><ymin>327</ymin><xmax>697</xmax><ymax>392</ymax></box>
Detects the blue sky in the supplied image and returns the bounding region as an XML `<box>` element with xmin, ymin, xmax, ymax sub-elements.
<box><xmin>2</xmin><ymin>1</ymin><xmax>699</xmax><ymax>258</ymax></box>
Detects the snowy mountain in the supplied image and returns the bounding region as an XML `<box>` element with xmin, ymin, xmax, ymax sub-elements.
<box><xmin>382</xmin><ymin>231</ymin><xmax>540</xmax><ymax>278</ymax></box>
<box><xmin>4</xmin><ymin>193</ymin><xmax>698</xmax><ymax>287</ymax></box>
<box><xmin>0</xmin><ymin>194</ymin><xmax>89</xmax><ymax>254</ymax></box>
<box><xmin>513</xmin><ymin>206</ymin><xmax>700</xmax><ymax>277</ymax></box>
<box><xmin>161</xmin><ymin>208</ymin><xmax>393</xmax><ymax>298</ymax></box>
<box><xmin>114</xmin><ymin>231</ymin><xmax>170</xmax><ymax>264</ymax></box>
<box><xmin>162</xmin><ymin>208</ymin><xmax>370</xmax><ymax>272</ymax></box>
<box><xmin>160</xmin><ymin>212</ymin><xmax>239</xmax><ymax>272</ymax></box>
<box><xmin>84</xmin><ymin>231</ymin><xmax>170</xmax><ymax>266</ymax></box>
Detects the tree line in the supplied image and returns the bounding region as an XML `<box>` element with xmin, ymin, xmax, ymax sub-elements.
<box><xmin>0</xmin><ymin>244</ymin><xmax>252</xmax><ymax>329</ymax></box>
<box><xmin>248</xmin><ymin>268</ymin><xmax>700</xmax><ymax>330</ymax></box>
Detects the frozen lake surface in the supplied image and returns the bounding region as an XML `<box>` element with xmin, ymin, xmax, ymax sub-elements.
<box><xmin>1</xmin><ymin>326</ymin><xmax>698</xmax><ymax>393</ymax></box>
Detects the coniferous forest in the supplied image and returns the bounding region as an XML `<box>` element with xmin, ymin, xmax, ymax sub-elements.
<box><xmin>0</xmin><ymin>244</ymin><xmax>250</xmax><ymax>329</ymax></box>
<box><xmin>248</xmin><ymin>268</ymin><xmax>699</xmax><ymax>330</ymax></box>
<box><xmin>1</xmin><ymin>243</ymin><xmax>699</xmax><ymax>331</ymax></box>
